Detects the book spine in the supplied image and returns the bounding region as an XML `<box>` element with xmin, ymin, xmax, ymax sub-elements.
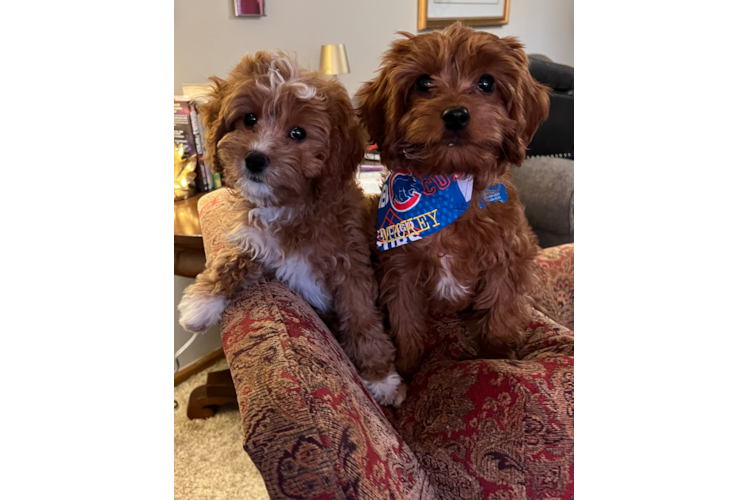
<box><xmin>192</xmin><ymin>102</ymin><xmax>215</xmax><ymax>191</ymax></box>
<box><xmin>174</xmin><ymin>100</ymin><xmax>196</xmax><ymax>155</ymax></box>
<box><xmin>188</xmin><ymin>102</ymin><xmax>212</xmax><ymax>192</ymax></box>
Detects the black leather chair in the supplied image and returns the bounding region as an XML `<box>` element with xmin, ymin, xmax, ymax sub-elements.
<box><xmin>510</xmin><ymin>55</ymin><xmax>574</xmax><ymax>248</ymax></box>
<box><xmin>526</xmin><ymin>55</ymin><xmax>573</xmax><ymax>159</ymax></box>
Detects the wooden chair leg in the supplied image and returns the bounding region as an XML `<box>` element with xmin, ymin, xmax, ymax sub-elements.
<box><xmin>186</xmin><ymin>369</ymin><xmax>237</xmax><ymax>419</ymax></box>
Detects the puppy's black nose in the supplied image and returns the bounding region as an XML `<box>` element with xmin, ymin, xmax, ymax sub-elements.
<box><xmin>245</xmin><ymin>152</ymin><xmax>269</xmax><ymax>174</ymax></box>
<box><xmin>441</xmin><ymin>107</ymin><xmax>470</xmax><ymax>131</ymax></box>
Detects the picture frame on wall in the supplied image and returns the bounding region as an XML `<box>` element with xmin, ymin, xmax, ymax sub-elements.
<box><xmin>418</xmin><ymin>0</ymin><xmax>510</xmax><ymax>30</ymax></box>
<box><xmin>234</xmin><ymin>0</ymin><xmax>265</xmax><ymax>17</ymax></box>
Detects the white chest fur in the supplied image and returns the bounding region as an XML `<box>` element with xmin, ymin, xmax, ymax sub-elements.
<box><xmin>433</xmin><ymin>254</ymin><xmax>470</xmax><ymax>302</ymax></box>
<box><xmin>274</xmin><ymin>252</ymin><xmax>331</xmax><ymax>312</ymax></box>
<box><xmin>228</xmin><ymin>220</ymin><xmax>332</xmax><ymax>313</ymax></box>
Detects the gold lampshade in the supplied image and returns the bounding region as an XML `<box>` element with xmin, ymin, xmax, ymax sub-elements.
<box><xmin>319</xmin><ymin>44</ymin><xmax>350</xmax><ymax>75</ymax></box>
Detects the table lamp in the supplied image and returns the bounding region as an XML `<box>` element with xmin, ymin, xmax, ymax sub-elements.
<box><xmin>319</xmin><ymin>44</ymin><xmax>350</xmax><ymax>79</ymax></box>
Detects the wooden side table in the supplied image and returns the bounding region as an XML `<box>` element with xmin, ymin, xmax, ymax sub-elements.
<box><xmin>174</xmin><ymin>192</ymin><xmax>237</xmax><ymax>419</ymax></box>
<box><xmin>174</xmin><ymin>193</ymin><xmax>208</xmax><ymax>278</ymax></box>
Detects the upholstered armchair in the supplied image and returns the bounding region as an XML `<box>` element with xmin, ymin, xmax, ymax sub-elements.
<box><xmin>196</xmin><ymin>188</ymin><xmax>574</xmax><ymax>500</ymax></box>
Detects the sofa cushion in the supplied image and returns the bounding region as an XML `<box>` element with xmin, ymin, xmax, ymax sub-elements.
<box><xmin>389</xmin><ymin>244</ymin><xmax>574</xmax><ymax>499</ymax></box>
<box><xmin>511</xmin><ymin>158</ymin><xmax>574</xmax><ymax>248</ymax></box>
<box><xmin>393</xmin><ymin>313</ymin><xmax>574</xmax><ymax>499</ymax></box>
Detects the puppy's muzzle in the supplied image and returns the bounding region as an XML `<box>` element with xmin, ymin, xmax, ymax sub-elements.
<box><xmin>442</xmin><ymin>106</ymin><xmax>470</xmax><ymax>131</ymax></box>
<box><xmin>245</xmin><ymin>152</ymin><xmax>269</xmax><ymax>174</ymax></box>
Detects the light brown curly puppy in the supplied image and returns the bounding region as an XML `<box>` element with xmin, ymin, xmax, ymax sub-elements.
<box><xmin>178</xmin><ymin>51</ymin><xmax>405</xmax><ymax>406</ymax></box>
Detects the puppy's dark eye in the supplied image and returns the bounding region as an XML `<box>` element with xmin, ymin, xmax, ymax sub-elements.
<box><xmin>289</xmin><ymin>127</ymin><xmax>306</xmax><ymax>141</ymax></box>
<box><xmin>416</xmin><ymin>75</ymin><xmax>435</xmax><ymax>92</ymax></box>
<box><xmin>477</xmin><ymin>75</ymin><xmax>495</xmax><ymax>93</ymax></box>
<box><xmin>244</xmin><ymin>113</ymin><xmax>257</xmax><ymax>127</ymax></box>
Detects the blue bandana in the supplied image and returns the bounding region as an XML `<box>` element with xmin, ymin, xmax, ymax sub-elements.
<box><xmin>376</xmin><ymin>170</ymin><xmax>508</xmax><ymax>251</ymax></box>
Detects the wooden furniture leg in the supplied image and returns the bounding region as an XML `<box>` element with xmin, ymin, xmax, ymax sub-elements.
<box><xmin>186</xmin><ymin>369</ymin><xmax>238</xmax><ymax>419</ymax></box>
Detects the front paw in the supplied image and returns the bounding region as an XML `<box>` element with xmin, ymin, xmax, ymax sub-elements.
<box><xmin>178</xmin><ymin>292</ymin><xmax>229</xmax><ymax>334</ymax></box>
<box><xmin>363</xmin><ymin>371</ymin><xmax>408</xmax><ymax>408</ymax></box>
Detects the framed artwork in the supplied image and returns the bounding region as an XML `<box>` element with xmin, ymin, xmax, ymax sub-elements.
<box><xmin>418</xmin><ymin>0</ymin><xmax>510</xmax><ymax>30</ymax></box>
<box><xmin>234</xmin><ymin>0</ymin><xmax>265</xmax><ymax>17</ymax></box>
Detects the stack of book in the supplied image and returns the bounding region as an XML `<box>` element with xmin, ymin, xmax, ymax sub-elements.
<box><xmin>174</xmin><ymin>94</ymin><xmax>218</xmax><ymax>193</ymax></box>
<box><xmin>357</xmin><ymin>164</ymin><xmax>384</xmax><ymax>195</ymax></box>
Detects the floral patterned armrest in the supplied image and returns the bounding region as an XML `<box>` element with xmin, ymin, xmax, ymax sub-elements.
<box><xmin>221</xmin><ymin>280</ymin><xmax>436</xmax><ymax>500</ymax></box>
<box><xmin>197</xmin><ymin>188</ymin><xmax>235</xmax><ymax>263</ymax></box>
<box><xmin>197</xmin><ymin>189</ymin><xmax>436</xmax><ymax>499</ymax></box>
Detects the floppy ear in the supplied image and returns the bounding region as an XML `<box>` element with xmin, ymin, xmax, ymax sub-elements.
<box><xmin>328</xmin><ymin>81</ymin><xmax>366</xmax><ymax>179</ymax></box>
<box><xmin>499</xmin><ymin>38</ymin><xmax>551</xmax><ymax>166</ymax></box>
<box><xmin>355</xmin><ymin>35</ymin><xmax>413</xmax><ymax>158</ymax></box>
<box><xmin>355</xmin><ymin>69</ymin><xmax>390</xmax><ymax>149</ymax></box>
<box><xmin>197</xmin><ymin>76</ymin><xmax>229</xmax><ymax>175</ymax></box>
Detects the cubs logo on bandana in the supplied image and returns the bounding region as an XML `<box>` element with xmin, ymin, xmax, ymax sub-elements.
<box><xmin>389</xmin><ymin>172</ymin><xmax>422</xmax><ymax>212</ymax></box>
<box><xmin>376</xmin><ymin>169</ymin><xmax>508</xmax><ymax>251</ymax></box>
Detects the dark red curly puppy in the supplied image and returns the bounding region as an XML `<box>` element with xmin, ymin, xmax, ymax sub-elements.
<box><xmin>356</xmin><ymin>23</ymin><xmax>550</xmax><ymax>377</ymax></box>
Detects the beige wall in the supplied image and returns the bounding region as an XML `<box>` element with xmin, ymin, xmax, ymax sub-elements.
<box><xmin>175</xmin><ymin>0</ymin><xmax>573</xmax><ymax>97</ymax></box>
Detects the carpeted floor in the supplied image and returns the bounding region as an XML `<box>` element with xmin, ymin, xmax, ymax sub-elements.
<box><xmin>174</xmin><ymin>358</ymin><xmax>270</xmax><ymax>500</ymax></box>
